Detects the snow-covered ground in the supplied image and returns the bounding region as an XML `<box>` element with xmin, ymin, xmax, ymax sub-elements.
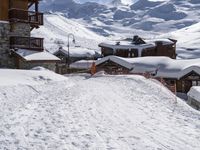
<box><xmin>32</xmin><ymin>14</ymin><xmax>105</xmax><ymax>54</ymax></box>
<box><xmin>0</xmin><ymin>68</ymin><xmax>67</xmax><ymax>86</ymax></box>
<box><xmin>161</xmin><ymin>22</ymin><xmax>200</xmax><ymax>59</ymax></box>
<box><xmin>0</xmin><ymin>70</ymin><xmax>200</xmax><ymax>149</ymax></box>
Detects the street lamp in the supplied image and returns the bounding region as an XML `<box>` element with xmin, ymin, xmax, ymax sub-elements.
<box><xmin>67</xmin><ymin>33</ymin><xmax>75</xmax><ymax>68</ymax></box>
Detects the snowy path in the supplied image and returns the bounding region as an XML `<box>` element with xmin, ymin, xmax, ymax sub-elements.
<box><xmin>0</xmin><ymin>75</ymin><xmax>200</xmax><ymax>149</ymax></box>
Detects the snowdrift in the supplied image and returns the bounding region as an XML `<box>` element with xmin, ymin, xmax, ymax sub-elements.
<box><xmin>0</xmin><ymin>72</ymin><xmax>200</xmax><ymax>149</ymax></box>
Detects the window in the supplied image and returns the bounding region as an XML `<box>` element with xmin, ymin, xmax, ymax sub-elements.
<box><xmin>192</xmin><ymin>81</ymin><xmax>200</xmax><ymax>86</ymax></box>
<box><xmin>192</xmin><ymin>81</ymin><xmax>197</xmax><ymax>86</ymax></box>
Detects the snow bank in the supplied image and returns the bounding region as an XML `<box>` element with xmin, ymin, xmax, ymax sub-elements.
<box><xmin>188</xmin><ymin>86</ymin><xmax>200</xmax><ymax>102</ymax></box>
<box><xmin>0</xmin><ymin>73</ymin><xmax>200</xmax><ymax>149</ymax></box>
<box><xmin>0</xmin><ymin>69</ymin><xmax>67</xmax><ymax>86</ymax></box>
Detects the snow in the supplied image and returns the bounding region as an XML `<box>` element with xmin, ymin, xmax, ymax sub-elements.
<box><xmin>96</xmin><ymin>56</ymin><xmax>200</xmax><ymax>79</ymax></box>
<box><xmin>54</xmin><ymin>46</ymin><xmax>100</xmax><ymax>58</ymax></box>
<box><xmin>37</xmin><ymin>0</ymin><xmax>200</xmax><ymax>60</ymax></box>
<box><xmin>15</xmin><ymin>49</ymin><xmax>60</xmax><ymax>61</ymax></box>
<box><xmin>161</xmin><ymin>22</ymin><xmax>200</xmax><ymax>59</ymax></box>
<box><xmin>0</xmin><ymin>72</ymin><xmax>200</xmax><ymax>149</ymax></box>
<box><xmin>0</xmin><ymin>69</ymin><xmax>67</xmax><ymax>86</ymax></box>
<box><xmin>0</xmin><ymin>20</ymin><xmax>9</xmax><ymax>23</ymax></box>
<box><xmin>32</xmin><ymin>14</ymin><xmax>105</xmax><ymax>53</ymax></box>
<box><xmin>188</xmin><ymin>86</ymin><xmax>200</xmax><ymax>102</ymax></box>
<box><xmin>70</xmin><ymin>60</ymin><xmax>95</xmax><ymax>69</ymax></box>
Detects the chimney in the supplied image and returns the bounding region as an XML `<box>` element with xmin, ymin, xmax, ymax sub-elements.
<box><xmin>116</xmin><ymin>41</ymin><xmax>120</xmax><ymax>45</ymax></box>
<box><xmin>155</xmin><ymin>41</ymin><xmax>163</xmax><ymax>46</ymax></box>
<box><xmin>133</xmin><ymin>35</ymin><xmax>139</xmax><ymax>42</ymax></box>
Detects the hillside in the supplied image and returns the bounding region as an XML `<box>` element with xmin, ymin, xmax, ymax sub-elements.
<box><xmin>161</xmin><ymin>22</ymin><xmax>200</xmax><ymax>59</ymax></box>
<box><xmin>34</xmin><ymin>0</ymin><xmax>200</xmax><ymax>59</ymax></box>
<box><xmin>32</xmin><ymin>14</ymin><xmax>105</xmax><ymax>53</ymax></box>
<box><xmin>32</xmin><ymin>13</ymin><xmax>200</xmax><ymax>59</ymax></box>
<box><xmin>40</xmin><ymin>0</ymin><xmax>200</xmax><ymax>33</ymax></box>
<box><xmin>0</xmin><ymin>71</ymin><xmax>200</xmax><ymax>149</ymax></box>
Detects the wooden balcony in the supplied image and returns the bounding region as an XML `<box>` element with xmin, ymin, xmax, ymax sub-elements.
<box><xmin>9</xmin><ymin>8</ymin><xmax>43</xmax><ymax>26</ymax></box>
<box><xmin>10</xmin><ymin>36</ymin><xmax>44</xmax><ymax>51</ymax></box>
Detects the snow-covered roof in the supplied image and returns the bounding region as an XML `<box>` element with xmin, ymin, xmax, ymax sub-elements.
<box><xmin>70</xmin><ymin>60</ymin><xmax>95</xmax><ymax>69</ymax></box>
<box><xmin>145</xmin><ymin>38</ymin><xmax>175</xmax><ymax>45</ymax></box>
<box><xmin>99</xmin><ymin>38</ymin><xmax>175</xmax><ymax>49</ymax></box>
<box><xmin>99</xmin><ymin>40</ymin><xmax>156</xmax><ymax>50</ymax></box>
<box><xmin>99</xmin><ymin>38</ymin><xmax>176</xmax><ymax>57</ymax></box>
<box><xmin>0</xmin><ymin>20</ymin><xmax>9</xmax><ymax>24</ymax></box>
<box><xmin>96</xmin><ymin>56</ymin><xmax>133</xmax><ymax>70</ymax></box>
<box><xmin>96</xmin><ymin>56</ymin><xmax>200</xmax><ymax>79</ymax></box>
<box><xmin>54</xmin><ymin>47</ymin><xmax>100</xmax><ymax>58</ymax></box>
<box><xmin>14</xmin><ymin>49</ymin><xmax>60</xmax><ymax>61</ymax></box>
<box><xmin>188</xmin><ymin>86</ymin><xmax>200</xmax><ymax>102</ymax></box>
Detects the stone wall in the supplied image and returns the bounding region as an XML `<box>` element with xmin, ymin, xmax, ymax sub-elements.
<box><xmin>10</xmin><ymin>23</ymin><xmax>30</xmax><ymax>37</ymax></box>
<box><xmin>0</xmin><ymin>21</ymin><xmax>15</xmax><ymax>68</ymax></box>
<box><xmin>19</xmin><ymin>60</ymin><xmax>57</xmax><ymax>72</ymax></box>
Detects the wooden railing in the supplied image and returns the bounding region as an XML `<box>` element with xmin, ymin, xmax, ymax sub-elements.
<box><xmin>9</xmin><ymin>8</ymin><xmax>43</xmax><ymax>26</ymax></box>
<box><xmin>10</xmin><ymin>36</ymin><xmax>44</xmax><ymax>51</ymax></box>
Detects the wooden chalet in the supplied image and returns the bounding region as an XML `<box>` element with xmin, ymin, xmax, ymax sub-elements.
<box><xmin>95</xmin><ymin>56</ymin><xmax>200</xmax><ymax>94</ymax></box>
<box><xmin>54</xmin><ymin>46</ymin><xmax>100</xmax><ymax>74</ymax></box>
<box><xmin>99</xmin><ymin>36</ymin><xmax>177</xmax><ymax>59</ymax></box>
<box><xmin>0</xmin><ymin>0</ymin><xmax>60</xmax><ymax>71</ymax></box>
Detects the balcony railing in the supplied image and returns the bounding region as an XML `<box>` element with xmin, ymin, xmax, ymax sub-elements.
<box><xmin>9</xmin><ymin>8</ymin><xmax>43</xmax><ymax>26</ymax></box>
<box><xmin>10</xmin><ymin>36</ymin><xmax>44</xmax><ymax>51</ymax></box>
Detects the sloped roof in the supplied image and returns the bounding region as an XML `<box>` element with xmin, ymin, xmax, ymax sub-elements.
<box><xmin>70</xmin><ymin>60</ymin><xmax>95</xmax><ymax>69</ymax></box>
<box><xmin>54</xmin><ymin>47</ymin><xmax>100</xmax><ymax>58</ymax></box>
<box><xmin>14</xmin><ymin>49</ymin><xmax>60</xmax><ymax>62</ymax></box>
<box><xmin>96</xmin><ymin>56</ymin><xmax>200</xmax><ymax>79</ymax></box>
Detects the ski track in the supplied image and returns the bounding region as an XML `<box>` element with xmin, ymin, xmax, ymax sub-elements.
<box><xmin>0</xmin><ymin>75</ymin><xmax>200</xmax><ymax>150</ymax></box>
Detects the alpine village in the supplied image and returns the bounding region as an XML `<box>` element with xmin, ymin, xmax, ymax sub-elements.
<box><xmin>0</xmin><ymin>0</ymin><xmax>200</xmax><ymax>150</ymax></box>
<box><xmin>0</xmin><ymin>0</ymin><xmax>200</xmax><ymax>108</ymax></box>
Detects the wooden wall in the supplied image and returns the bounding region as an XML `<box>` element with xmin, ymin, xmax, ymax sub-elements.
<box><xmin>156</xmin><ymin>43</ymin><xmax>176</xmax><ymax>59</ymax></box>
<box><xmin>96</xmin><ymin>61</ymin><xmax>130</xmax><ymax>75</ymax></box>
<box><xmin>10</xmin><ymin>0</ymin><xmax>28</xmax><ymax>10</ymax></box>
<box><xmin>0</xmin><ymin>0</ymin><xmax>9</xmax><ymax>20</ymax></box>
<box><xmin>0</xmin><ymin>0</ymin><xmax>29</xmax><ymax>21</ymax></box>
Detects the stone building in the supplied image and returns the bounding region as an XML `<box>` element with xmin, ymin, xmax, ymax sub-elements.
<box><xmin>0</xmin><ymin>0</ymin><xmax>60</xmax><ymax>71</ymax></box>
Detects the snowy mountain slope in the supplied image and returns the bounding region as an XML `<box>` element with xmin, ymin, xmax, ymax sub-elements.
<box><xmin>32</xmin><ymin>14</ymin><xmax>106</xmax><ymax>53</ymax></box>
<box><xmin>40</xmin><ymin>0</ymin><xmax>200</xmax><ymax>32</ymax></box>
<box><xmin>161</xmin><ymin>22</ymin><xmax>200</xmax><ymax>59</ymax></box>
<box><xmin>35</xmin><ymin>0</ymin><xmax>200</xmax><ymax>59</ymax></box>
<box><xmin>0</xmin><ymin>73</ymin><xmax>200</xmax><ymax>149</ymax></box>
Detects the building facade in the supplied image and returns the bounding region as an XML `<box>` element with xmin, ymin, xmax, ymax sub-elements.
<box><xmin>95</xmin><ymin>56</ymin><xmax>200</xmax><ymax>94</ymax></box>
<box><xmin>0</xmin><ymin>0</ymin><xmax>59</xmax><ymax>71</ymax></box>
<box><xmin>99</xmin><ymin>36</ymin><xmax>177</xmax><ymax>59</ymax></box>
